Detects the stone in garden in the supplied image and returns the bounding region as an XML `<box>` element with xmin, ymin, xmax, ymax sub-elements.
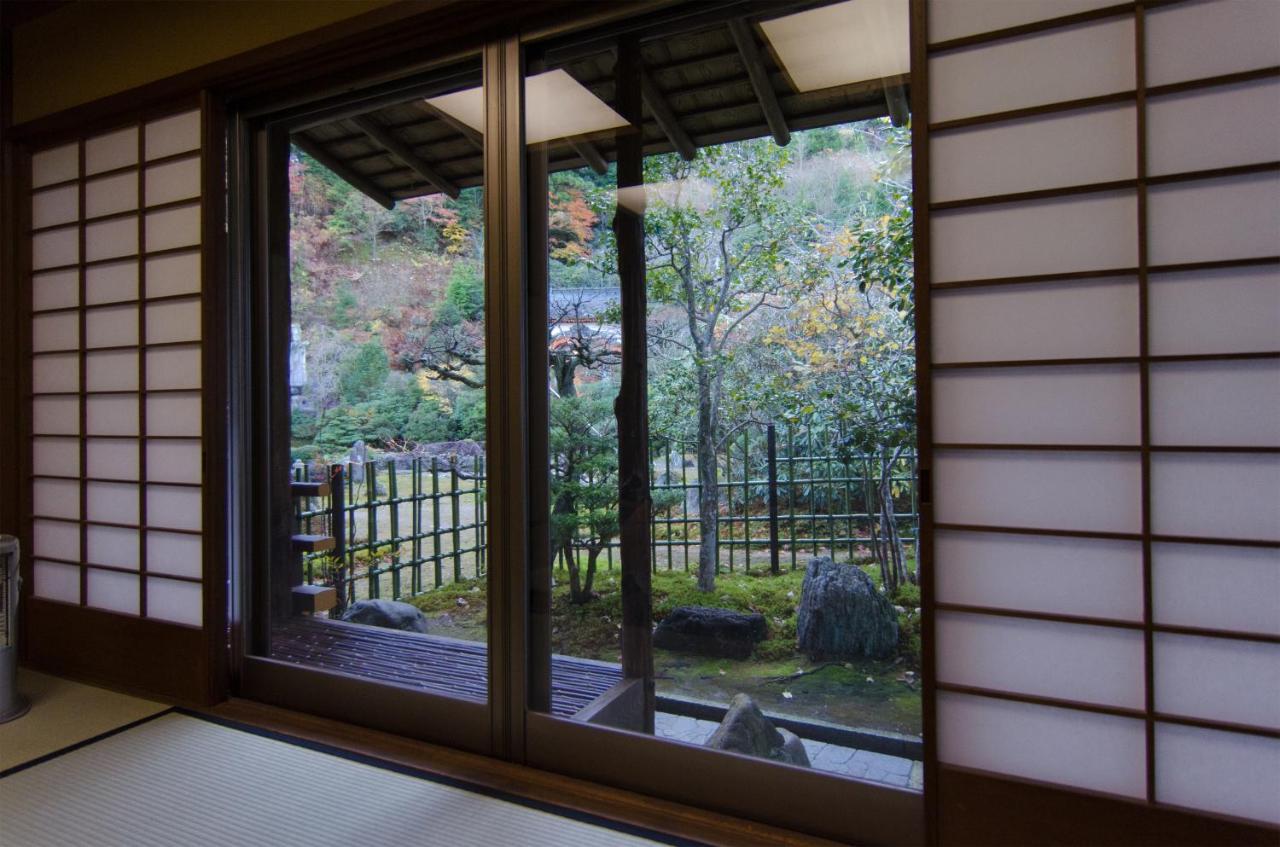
<box><xmin>796</xmin><ymin>556</ymin><xmax>898</xmax><ymax>660</ymax></box>
<box><xmin>653</xmin><ymin>606</ymin><xmax>767</xmax><ymax>659</ymax></box>
<box><xmin>705</xmin><ymin>694</ymin><xmax>811</xmax><ymax>767</ymax></box>
<box><xmin>340</xmin><ymin>599</ymin><xmax>428</xmax><ymax>634</ymax></box>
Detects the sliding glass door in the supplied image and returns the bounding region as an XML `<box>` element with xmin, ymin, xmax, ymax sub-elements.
<box><xmin>520</xmin><ymin>4</ymin><xmax>925</xmax><ymax>843</ymax></box>
<box><xmin>235</xmin><ymin>52</ymin><xmax>500</xmax><ymax>755</ymax></box>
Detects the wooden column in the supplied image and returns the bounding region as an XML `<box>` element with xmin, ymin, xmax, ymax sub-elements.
<box><xmin>613</xmin><ymin>36</ymin><xmax>655</xmax><ymax>734</ymax></box>
<box><xmin>526</xmin><ymin>134</ymin><xmax>552</xmax><ymax>712</ymax></box>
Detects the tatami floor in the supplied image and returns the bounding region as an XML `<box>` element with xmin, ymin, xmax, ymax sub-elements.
<box><xmin>0</xmin><ymin>669</ymin><xmax>168</xmax><ymax>773</ymax></box>
<box><xmin>0</xmin><ymin>671</ymin><xmax>841</xmax><ymax>847</ymax></box>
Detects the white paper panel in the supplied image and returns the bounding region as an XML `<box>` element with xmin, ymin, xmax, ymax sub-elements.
<box><xmin>934</xmin><ymin>365</ymin><xmax>1139</xmax><ymax>445</ymax></box>
<box><xmin>146</xmin><ymin>111</ymin><xmax>200</xmax><ymax>161</ymax></box>
<box><xmin>32</xmin><ymin>352</ymin><xmax>80</xmax><ymax>394</ymax></box>
<box><xmin>1146</xmin><ymin>0</ymin><xmax>1280</xmax><ymax>87</ymax></box>
<box><xmin>86</xmin><ymin>569</ymin><xmax>139</xmax><ymax>615</ymax></box>
<box><xmin>86</xmin><ymin>480</ymin><xmax>139</xmax><ymax>525</ymax></box>
<box><xmin>1148</xmin><ymin>79</ymin><xmax>1280</xmax><ymax>176</ymax></box>
<box><xmin>146</xmin><ymin>299</ymin><xmax>201</xmax><ymax>344</ymax></box>
<box><xmin>1150</xmin><ymin>360</ymin><xmax>1280</xmax><ymax>447</ymax></box>
<box><xmin>86</xmin><ymin>437</ymin><xmax>139</xmax><ymax>481</ymax></box>
<box><xmin>147</xmin><ymin>531</ymin><xmax>202</xmax><ymax>578</ymax></box>
<box><xmin>86</xmin><ymin>524</ymin><xmax>140</xmax><ymax>571</ymax></box>
<box><xmin>34</xmin><ymin>518</ymin><xmax>80</xmax><ymax>562</ymax></box>
<box><xmin>146</xmin><ymin>576</ymin><xmax>203</xmax><ymax>626</ymax></box>
<box><xmin>33</xmin><ymin>437</ymin><xmax>80</xmax><ymax>477</ymax></box>
<box><xmin>146</xmin><ymin>345</ymin><xmax>201</xmax><ymax>390</ymax></box>
<box><xmin>85</xmin><ymin>216</ymin><xmax>138</xmax><ymax>262</ymax></box>
<box><xmin>33</xmin><ymin>479</ymin><xmax>79</xmax><ymax>519</ymax></box>
<box><xmin>147</xmin><ymin>485</ymin><xmax>202</xmax><ymax>532</ymax></box>
<box><xmin>32</xmin><ymin>312</ymin><xmax>78</xmax><ymax>352</ymax></box>
<box><xmin>938</xmin><ymin>611</ymin><xmax>1145</xmax><ymax>708</ymax></box>
<box><xmin>1155</xmin><ymin>634</ymin><xmax>1280</xmax><ymax>729</ymax></box>
<box><xmin>32</xmin><ymin>269</ymin><xmax>79</xmax><ymax>312</ymax></box>
<box><xmin>933</xmin><ymin>278</ymin><xmax>1138</xmax><ymax>363</ymax></box>
<box><xmin>85</xmin><ymin>303</ymin><xmax>138</xmax><ymax>348</ymax></box>
<box><xmin>32</xmin><ymin>185</ymin><xmax>79</xmax><ymax>229</ymax></box>
<box><xmin>1153</xmin><ymin>543</ymin><xmax>1280</xmax><ymax>636</ymax></box>
<box><xmin>85</xmin><ymin>349</ymin><xmax>139</xmax><ymax>392</ymax></box>
<box><xmin>86</xmin><ymin>394</ymin><xmax>139</xmax><ymax>436</ymax></box>
<box><xmin>1148</xmin><ymin>266</ymin><xmax>1280</xmax><ymax>356</ymax></box>
<box><xmin>932</xmin><ymin>192</ymin><xmax>1137</xmax><ymax>283</ymax></box>
<box><xmin>32</xmin><ymin>397</ymin><xmax>79</xmax><ymax>436</ymax></box>
<box><xmin>146</xmin><ymin>158</ymin><xmax>200</xmax><ymax>206</ymax></box>
<box><xmin>31</xmin><ymin>143</ymin><xmax>78</xmax><ymax>188</ymax></box>
<box><xmin>147</xmin><ymin>440</ymin><xmax>202</xmax><ymax>485</ymax></box>
<box><xmin>146</xmin><ymin>251</ymin><xmax>201</xmax><ymax>297</ymax></box>
<box><xmin>146</xmin><ymin>205</ymin><xmax>201</xmax><ymax>252</ymax></box>
<box><xmin>146</xmin><ymin>393</ymin><xmax>202</xmax><ymax>437</ymax></box>
<box><xmin>929</xmin><ymin>17</ymin><xmax>1134</xmax><ymax>123</ymax></box>
<box><xmin>84</xmin><ymin>171</ymin><xmax>138</xmax><ymax>218</ymax></box>
<box><xmin>938</xmin><ymin>692</ymin><xmax>1146</xmax><ymax>798</ymax></box>
<box><xmin>936</xmin><ymin>530</ymin><xmax>1143</xmax><ymax>620</ymax></box>
<box><xmin>1156</xmin><ymin>724</ymin><xmax>1280</xmax><ymax>825</ymax></box>
<box><xmin>34</xmin><ymin>560</ymin><xmax>80</xmax><ymax>604</ymax></box>
<box><xmin>32</xmin><ymin>227</ymin><xmax>79</xmax><ymax>270</ymax></box>
<box><xmin>931</xmin><ymin>105</ymin><xmax>1135</xmax><ymax>202</ymax></box>
<box><xmin>85</xmin><ymin>126</ymin><xmax>138</xmax><ymax>175</ymax></box>
<box><xmin>928</xmin><ymin>0</ymin><xmax>1120</xmax><ymax>43</ymax></box>
<box><xmin>1151</xmin><ymin>454</ymin><xmax>1280</xmax><ymax>541</ymax></box>
<box><xmin>85</xmin><ymin>259</ymin><xmax>138</xmax><ymax>305</ymax></box>
<box><xmin>935</xmin><ymin>450</ymin><xmax>1141</xmax><ymax>533</ymax></box>
<box><xmin>1148</xmin><ymin>174</ymin><xmax>1280</xmax><ymax>266</ymax></box>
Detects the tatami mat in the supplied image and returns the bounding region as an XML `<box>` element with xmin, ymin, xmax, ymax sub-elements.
<box><xmin>0</xmin><ymin>669</ymin><xmax>168</xmax><ymax>772</ymax></box>
<box><xmin>0</xmin><ymin>712</ymin><xmax>695</xmax><ymax>847</ymax></box>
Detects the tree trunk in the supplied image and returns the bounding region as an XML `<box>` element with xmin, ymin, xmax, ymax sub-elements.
<box><xmin>552</xmin><ymin>354</ymin><xmax>577</xmax><ymax>397</ymax></box>
<box><xmin>695</xmin><ymin>367</ymin><xmax>719</xmax><ymax>592</ymax></box>
<box><xmin>582</xmin><ymin>545</ymin><xmax>601</xmax><ymax>600</ymax></box>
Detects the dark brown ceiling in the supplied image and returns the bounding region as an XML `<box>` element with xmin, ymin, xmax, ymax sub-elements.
<box><xmin>292</xmin><ymin>5</ymin><xmax>909</xmax><ymax>208</ymax></box>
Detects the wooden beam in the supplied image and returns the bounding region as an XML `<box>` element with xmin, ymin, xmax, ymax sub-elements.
<box><xmin>292</xmin><ymin>133</ymin><xmax>396</xmax><ymax>210</ymax></box>
<box><xmin>640</xmin><ymin>69</ymin><xmax>696</xmax><ymax>161</ymax></box>
<box><xmin>614</xmin><ymin>37</ymin><xmax>656</xmax><ymax>735</ymax></box>
<box><xmin>569</xmin><ymin>138</ymin><xmax>609</xmax><ymax>174</ymax></box>
<box><xmin>884</xmin><ymin>81</ymin><xmax>910</xmax><ymax>127</ymax></box>
<box><xmin>727</xmin><ymin>19</ymin><xmax>790</xmax><ymax>147</ymax></box>
<box><xmin>421</xmin><ymin>100</ymin><xmax>484</xmax><ymax>152</ymax></box>
<box><xmin>352</xmin><ymin>114</ymin><xmax>461</xmax><ymax>199</ymax></box>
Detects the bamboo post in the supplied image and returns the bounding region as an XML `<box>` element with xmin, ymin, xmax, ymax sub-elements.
<box><xmin>767</xmin><ymin>424</ymin><xmax>780</xmax><ymax>575</ymax></box>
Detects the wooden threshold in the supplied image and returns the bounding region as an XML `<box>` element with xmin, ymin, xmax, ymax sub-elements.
<box><xmin>204</xmin><ymin>698</ymin><xmax>846</xmax><ymax>847</ymax></box>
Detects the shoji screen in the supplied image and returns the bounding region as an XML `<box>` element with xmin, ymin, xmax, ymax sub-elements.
<box><xmin>925</xmin><ymin>0</ymin><xmax>1278</xmax><ymax>832</ymax></box>
<box><xmin>26</xmin><ymin>110</ymin><xmax>208</xmax><ymax>670</ymax></box>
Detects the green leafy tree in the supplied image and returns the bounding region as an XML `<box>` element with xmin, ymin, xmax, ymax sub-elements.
<box><xmin>644</xmin><ymin>139</ymin><xmax>797</xmax><ymax>591</ymax></box>
<box><xmin>404</xmin><ymin>394</ymin><xmax>452</xmax><ymax>444</ymax></box>
<box><xmin>337</xmin><ymin>340</ymin><xmax>390</xmax><ymax>405</ymax></box>
<box><xmin>549</xmin><ymin>389</ymin><xmax>619</xmax><ymax>604</ymax></box>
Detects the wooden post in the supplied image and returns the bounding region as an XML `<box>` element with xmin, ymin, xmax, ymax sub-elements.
<box><xmin>767</xmin><ymin>424</ymin><xmax>780</xmax><ymax>575</ymax></box>
<box><xmin>614</xmin><ymin>36</ymin><xmax>655</xmax><ymax>734</ymax></box>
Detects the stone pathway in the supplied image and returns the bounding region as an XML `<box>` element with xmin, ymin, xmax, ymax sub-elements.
<box><xmin>655</xmin><ymin>713</ymin><xmax>923</xmax><ymax>790</ymax></box>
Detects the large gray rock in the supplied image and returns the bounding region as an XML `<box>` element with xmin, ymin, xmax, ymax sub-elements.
<box><xmin>796</xmin><ymin>556</ymin><xmax>898</xmax><ymax>660</ymax></box>
<box><xmin>653</xmin><ymin>606</ymin><xmax>767</xmax><ymax>659</ymax></box>
<box><xmin>705</xmin><ymin>694</ymin><xmax>810</xmax><ymax>767</ymax></box>
<box><xmin>340</xmin><ymin>599</ymin><xmax>429</xmax><ymax>634</ymax></box>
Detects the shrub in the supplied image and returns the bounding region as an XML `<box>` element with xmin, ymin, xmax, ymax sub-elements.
<box><xmin>444</xmin><ymin>262</ymin><xmax>484</xmax><ymax>321</ymax></box>
<box><xmin>404</xmin><ymin>395</ymin><xmax>451</xmax><ymax>443</ymax></box>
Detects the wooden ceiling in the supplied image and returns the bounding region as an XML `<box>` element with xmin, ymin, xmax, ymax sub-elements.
<box><xmin>293</xmin><ymin>4</ymin><xmax>910</xmax><ymax>208</ymax></box>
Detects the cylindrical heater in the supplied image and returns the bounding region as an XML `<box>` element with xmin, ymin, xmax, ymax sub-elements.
<box><xmin>0</xmin><ymin>534</ymin><xmax>28</xmax><ymax>723</ymax></box>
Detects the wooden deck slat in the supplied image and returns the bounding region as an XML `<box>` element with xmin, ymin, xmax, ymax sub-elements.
<box><xmin>270</xmin><ymin>617</ymin><xmax>621</xmax><ymax>717</ymax></box>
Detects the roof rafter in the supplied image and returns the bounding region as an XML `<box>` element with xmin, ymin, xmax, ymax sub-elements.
<box><xmin>352</xmin><ymin>114</ymin><xmax>461</xmax><ymax>199</ymax></box>
<box><xmin>569</xmin><ymin>138</ymin><xmax>609</xmax><ymax>174</ymax></box>
<box><xmin>293</xmin><ymin>132</ymin><xmax>396</xmax><ymax>210</ymax></box>
<box><xmin>727</xmin><ymin>18</ymin><xmax>790</xmax><ymax>147</ymax></box>
<box><xmin>640</xmin><ymin>69</ymin><xmax>696</xmax><ymax>161</ymax></box>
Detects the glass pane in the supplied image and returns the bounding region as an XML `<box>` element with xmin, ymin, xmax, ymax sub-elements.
<box><xmin>273</xmin><ymin>60</ymin><xmax>488</xmax><ymax>701</ymax></box>
<box><xmin>529</xmin><ymin>0</ymin><xmax>919</xmax><ymax>790</ymax></box>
